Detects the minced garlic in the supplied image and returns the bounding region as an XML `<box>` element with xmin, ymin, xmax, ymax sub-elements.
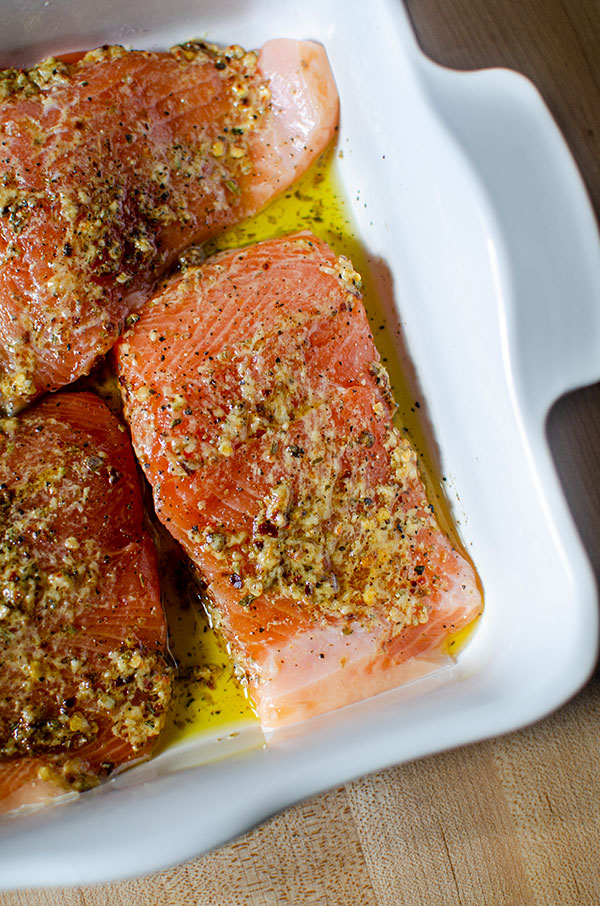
<box><xmin>0</xmin><ymin>39</ymin><xmax>272</xmax><ymax>414</ymax></box>
<box><xmin>0</xmin><ymin>402</ymin><xmax>172</xmax><ymax>787</ymax></box>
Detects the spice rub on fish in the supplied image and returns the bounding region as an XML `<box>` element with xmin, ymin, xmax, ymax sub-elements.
<box><xmin>116</xmin><ymin>233</ymin><xmax>483</xmax><ymax>728</ymax></box>
<box><xmin>0</xmin><ymin>39</ymin><xmax>338</xmax><ymax>414</ymax></box>
<box><xmin>0</xmin><ymin>392</ymin><xmax>171</xmax><ymax>813</ymax></box>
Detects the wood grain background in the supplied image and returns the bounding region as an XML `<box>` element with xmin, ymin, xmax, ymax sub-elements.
<box><xmin>3</xmin><ymin>0</ymin><xmax>600</xmax><ymax>902</ymax></box>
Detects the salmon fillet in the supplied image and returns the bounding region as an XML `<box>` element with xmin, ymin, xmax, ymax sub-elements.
<box><xmin>116</xmin><ymin>233</ymin><xmax>483</xmax><ymax>729</ymax></box>
<box><xmin>0</xmin><ymin>39</ymin><xmax>338</xmax><ymax>414</ymax></box>
<box><xmin>0</xmin><ymin>392</ymin><xmax>171</xmax><ymax>813</ymax></box>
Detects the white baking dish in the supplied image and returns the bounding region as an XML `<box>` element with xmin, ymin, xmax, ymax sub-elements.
<box><xmin>1</xmin><ymin>0</ymin><xmax>599</xmax><ymax>889</ymax></box>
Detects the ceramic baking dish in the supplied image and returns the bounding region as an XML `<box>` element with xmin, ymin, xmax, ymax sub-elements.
<box><xmin>1</xmin><ymin>0</ymin><xmax>599</xmax><ymax>889</ymax></box>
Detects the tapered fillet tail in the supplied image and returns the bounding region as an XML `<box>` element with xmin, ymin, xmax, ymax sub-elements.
<box><xmin>247</xmin><ymin>40</ymin><xmax>339</xmax><ymax>211</ymax></box>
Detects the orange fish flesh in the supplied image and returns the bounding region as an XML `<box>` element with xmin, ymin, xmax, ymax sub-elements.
<box><xmin>0</xmin><ymin>391</ymin><xmax>171</xmax><ymax>813</ymax></box>
<box><xmin>0</xmin><ymin>39</ymin><xmax>338</xmax><ymax>413</ymax></box>
<box><xmin>115</xmin><ymin>232</ymin><xmax>483</xmax><ymax>729</ymax></box>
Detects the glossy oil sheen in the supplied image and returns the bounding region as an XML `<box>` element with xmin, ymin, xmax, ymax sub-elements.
<box><xmin>152</xmin><ymin>531</ymin><xmax>258</xmax><ymax>751</ymax></box>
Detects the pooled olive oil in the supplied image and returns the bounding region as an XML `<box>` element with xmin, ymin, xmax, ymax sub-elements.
<box><xmin>150</xmin><ymin>525</ymin><xmax>258</xmax><ymax>754</ymax></box>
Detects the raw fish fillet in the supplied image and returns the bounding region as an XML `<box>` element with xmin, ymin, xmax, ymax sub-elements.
<box><xmin>116</xmin><ymin>233</ymin><xmax>483</xmax><ymax>728</ymax></box>
<box><xmin>0</xmin><ymin>392</ymin><xmax>171</xmax><ymax>813</ymax></box>
<box><xmin>0</xmin><ymin>39</ymin><xmax>338</xmax><ymax>413</ymax></box>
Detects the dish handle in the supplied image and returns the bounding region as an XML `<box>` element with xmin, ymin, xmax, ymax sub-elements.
<box><xmin>417</xmin><ymin>60</ymin><xmax>600</xmax><ymax>422</ymax></box>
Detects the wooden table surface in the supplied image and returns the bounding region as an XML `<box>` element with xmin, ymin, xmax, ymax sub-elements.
<box><xmin>4</xmin><ymin>1</ymin><xmax>600</xmax><ymax>903</ymax></box>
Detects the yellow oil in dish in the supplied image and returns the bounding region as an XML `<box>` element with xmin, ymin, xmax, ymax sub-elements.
<box><xmin>150</xmin><ymin>524</ymin><xmax>258</xmax><ymax>754</ymax></box>
<box><xmin>154</xmin><ymin>143</ymin><xmax>481</xmax><ymax>747</ymax></box>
